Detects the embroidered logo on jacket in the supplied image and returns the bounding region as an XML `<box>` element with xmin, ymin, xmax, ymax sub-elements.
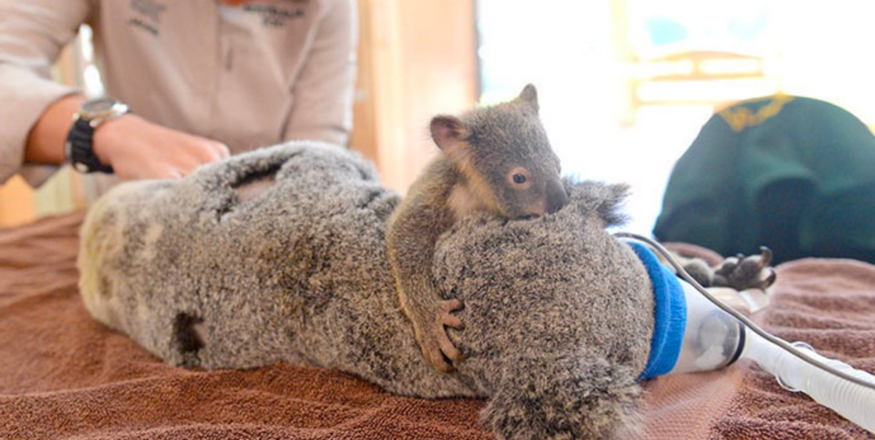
<box><xmin>243</xmin><ymin>2</ymin><xmax>306</xmax><ymax>27</ymax></box>
<box><xmin>129</xmin><ymin>0</ymin><xmax>166</xmax><ymax>35</ymax></box>
<box><xmin>718</xmin><ymin>95</ymin><xmax>795</xmax><ymax>132</ymax></box>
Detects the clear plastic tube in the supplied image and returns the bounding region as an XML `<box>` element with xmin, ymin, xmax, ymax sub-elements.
<box><xmin>670</xmin><ymin>280</ymin><xmax>744</xmax><ymax>374</ymax></box>
<box><xmin>615</xmin><ymin>232</ymin><xmax>875</xmax><ymax>434</ymax></box>
<box><xmin>667</xmin><ymin>278</ymin><xmax>875</xmax><ymax>434</ymax></box>
<box><xmin>742</xmin><ymin>329</ymin><xmax>875</xmax><ymax>433</ymax></box>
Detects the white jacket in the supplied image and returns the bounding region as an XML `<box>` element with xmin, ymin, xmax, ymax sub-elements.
<box><xmin>0</xmin><ymin>0</ymin><xmax>357</xmax><ymax>185</ymax></box>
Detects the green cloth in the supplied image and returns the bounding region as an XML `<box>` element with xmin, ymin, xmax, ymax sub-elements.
<box><xmin>654</xmin><ymin>95</ymin><xmax>875</xmax><ymax>264</ymax></box>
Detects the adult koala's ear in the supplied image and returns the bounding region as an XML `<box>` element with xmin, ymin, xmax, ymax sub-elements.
<box><xmin>517</xmin><ymin>84</ymin><xmax>539</xmax><ymax>113</ymax></box>
<box><xmin>565</xmin><ymin>182</ymin><xmax>631</xmax><ymax>229</ymax></box>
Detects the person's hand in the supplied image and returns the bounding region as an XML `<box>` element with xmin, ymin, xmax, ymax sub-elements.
<box><xmin>93</xmin><ymin>114</ymin><xmax>231</xmax><ymax>180</ymax></box>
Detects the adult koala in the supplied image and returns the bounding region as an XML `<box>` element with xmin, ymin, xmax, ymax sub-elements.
<box><xmin>79</xmin><ymin>141</ymin><xmax>768</xmax><ymax>439</ymax></box>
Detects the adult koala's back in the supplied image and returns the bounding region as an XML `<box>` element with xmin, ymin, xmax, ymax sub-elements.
<box><xmin>79</xmin><ymin>142</ymin><xmax>654</xmax><ymax>440</ymax></box>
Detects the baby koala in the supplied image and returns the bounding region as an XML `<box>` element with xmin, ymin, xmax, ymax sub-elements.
<box><xmin>385</xmin><ymin>84</ymin><xmax>568</xmax><ymax>372</ymax></box>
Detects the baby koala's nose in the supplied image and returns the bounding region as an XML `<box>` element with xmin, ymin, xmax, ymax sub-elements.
<box><xmin>546</xmin><ymin>179</ymin><xmax>568</xmax><ymax>214</ymax></box>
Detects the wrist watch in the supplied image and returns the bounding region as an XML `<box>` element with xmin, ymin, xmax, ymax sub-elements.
<box><xmin>65</xmin><ymin>97</ymin><xmax>130</xmax><ymax>173</ymax></box>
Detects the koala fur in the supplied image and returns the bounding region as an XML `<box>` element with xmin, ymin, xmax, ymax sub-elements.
<box><xmin>79</xmin><ymin>141</ymin><xmax>654</xmax><ymax>440</ymax></box>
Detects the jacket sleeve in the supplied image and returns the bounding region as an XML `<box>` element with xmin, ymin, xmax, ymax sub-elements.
<box><xmin>0</xmin><ymin>0</ymin><xmax>91</xmax><ymax>186</ymax></box>
<box><xmin>282</xmin><ymin>0</ymin><xmax>357</xmax><ymax>147</ymax></box>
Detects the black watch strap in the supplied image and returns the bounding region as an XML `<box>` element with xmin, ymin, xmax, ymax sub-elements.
<box><xmin>66</xmin><ymin>118</ymin><xmax>114</xmax><ymax>174</ymax></box>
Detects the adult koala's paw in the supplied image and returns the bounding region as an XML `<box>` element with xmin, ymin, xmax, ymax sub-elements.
<box><xmin>676</xmin><ymin>256</ymin><xmax>717</xmax><ymax>287</ymax></box>
<box><xmin>480</xmin><ymin>354</ymin><xmax>642</xmax><ymax>440</ymax></box>
<box><xmin>712</xmin><ymin>247</ymin><xmax>777</xmax><ymax>291</ymax></box>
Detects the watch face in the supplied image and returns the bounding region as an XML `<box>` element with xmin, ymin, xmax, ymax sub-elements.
<box><xmin>79</xmin><ymin>97</ymin><xmax>129</xmax><ymax>126</ymax></box>
<box><xmin>81</xmin><ymin>97</ymin><xmax>119</xmax><ymax>115</ymax></box>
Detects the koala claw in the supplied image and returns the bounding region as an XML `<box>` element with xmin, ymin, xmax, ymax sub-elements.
<box><xmin>758</xmin><ymin>246</ymin><xmax>774</xmax><ymax>267</ymax></box>
<box><xmin>713</xmin><ymin>247</ymin><xmax>777</xmax><ymax>291</ymax></box>
<box><xmin>440</xmin><ymin>299</ymin><xmax>466</xmax><ymax>329</ymax></box>
<box><xmin>758</xmin><ymin>247</ymin><xmax>777</xmax><ymax>286</ymax></box>
<box><xmin>417</xmin><ymin>299</ymin><xmax>466</xmax><ymax>373</ymax></box>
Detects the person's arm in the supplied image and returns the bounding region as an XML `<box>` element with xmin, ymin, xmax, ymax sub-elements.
<box><xmin>0</xmin><ymin>0</ymin><xmax>230</xmax><ymax>185</ymax></box>
<box><xmin>282</xmin><ymin>0</ymin><xmax>358</xmax><ymax>146</ymax></box>
<box><xmin>0</xmin><ymin>0</ymin><xmax>89</xmax><ymax>185</ymax></box>
<box><xmin>27</xmin><ymin>94</ymin><xmax>231</xmax><ymax>181</ymax></box>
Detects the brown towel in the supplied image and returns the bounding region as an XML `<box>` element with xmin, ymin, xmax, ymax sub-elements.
<box><xmin>2</xmin><ymin>213</ymin><xmax>874</xmax><ymax>439</ymax></box>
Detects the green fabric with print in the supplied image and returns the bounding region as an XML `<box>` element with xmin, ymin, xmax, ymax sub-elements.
<box><xmin>654</xmin><ymin>95</ymin><xmax>875</xmax><ymax>264</ymax></box>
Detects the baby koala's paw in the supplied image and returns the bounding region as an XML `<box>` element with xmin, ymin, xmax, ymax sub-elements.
<box><xmin>712</xmin><ymin>247</ymin><xmax>777</xmax><ymax>291</ymax></box>
<box><xmin>414</xmin><ymin>299</ymin><xmax>466</xmax><ymax>373</ymax></box>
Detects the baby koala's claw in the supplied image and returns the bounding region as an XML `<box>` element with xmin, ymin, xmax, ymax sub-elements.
<box><xmin>440</xmin><ymin>299</ymin><xmax>466</xmax><ymax>329</ymax></box>
<box><xmin>418</xmin><ymin>299</ymin><xmax>466</xmax><ymax>373</ymax></box>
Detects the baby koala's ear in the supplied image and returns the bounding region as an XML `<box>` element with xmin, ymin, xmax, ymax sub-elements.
<box><xmin>430</xmin><ymin>115</ymin><xmax>468</xmax><ymax>156</ymax></box>
<box><xmin>517</xmin><ymin>84</ymin><xmax>539</xmax><ymax>113</ymax></box>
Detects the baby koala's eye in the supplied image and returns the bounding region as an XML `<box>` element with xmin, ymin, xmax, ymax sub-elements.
<box><xmin>507</xmin><ymin>167</ymin><xmax>532</xmax><ymax>189</ymax></box>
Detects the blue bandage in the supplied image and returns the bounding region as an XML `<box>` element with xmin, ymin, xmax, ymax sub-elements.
<box><xmin>626</xmin><ymin>242</ymin><xmax>687</xmax><ymax>380</ymax></box>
